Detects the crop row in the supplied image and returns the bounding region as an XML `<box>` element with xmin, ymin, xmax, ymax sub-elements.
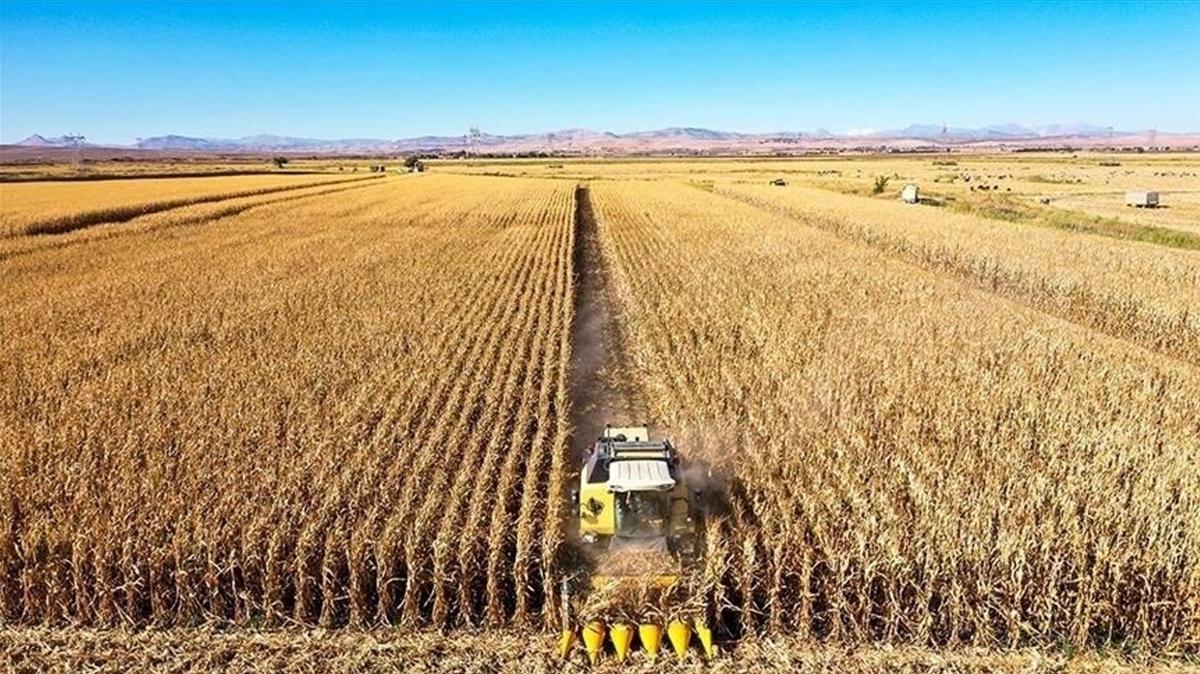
<box><xmin>0</xmin><ymin>177</ymin><xmax>392</xmax><ymax>262</ymax></box>
<box><xmin>0</xmin><ymin>172</ymin><xmax>381</xmax><ymax>237</ymax></box>
<box><xmin>717</xmin><ymin>183</ymin><xmax>1200</xmax><ymax>365</ymax></box>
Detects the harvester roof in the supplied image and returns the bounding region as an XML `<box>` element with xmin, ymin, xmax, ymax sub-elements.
<box><xmin>608</xmin><ymin>459</ymin><xmax>675</xmax><ymax>492</ymax></box>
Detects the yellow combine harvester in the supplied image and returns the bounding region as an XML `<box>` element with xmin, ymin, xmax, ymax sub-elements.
<box><xmin>560</xmin><ymin>425</ymin><xmax>716</xmax><ymax>663</ymax></box>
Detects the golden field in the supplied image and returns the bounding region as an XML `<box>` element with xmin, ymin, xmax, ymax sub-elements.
<box><xmin>2</xmin><ymin>174</ymin><xmax>575</xmax><ymax>631</ymax></box>
<box><xmin>590</xmin><ymin>179</ymin><xmax>1199</xmax><ymax>648</ymax></box>
<box><xmin>0</xmin><ymin>172</ymin><xmax>378</xmax><ymax>237</ymax></box>
<box><xmin>717</xmin><ymin>182</ymin><xmax>1200</xmax><ymax>364</ymax></box>
<box><xmin>436</xmin><ymin>152</ymin><xmax>1200</xmax><ymax>243</ymax></box>
<box><xmin>2</xmin><ymin>157</ymin><xmax>1199</xmax><ymax>670</ymax></box>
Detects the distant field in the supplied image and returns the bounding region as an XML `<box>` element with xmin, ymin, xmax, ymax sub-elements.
<box><xmin>717</xmin><ymin>183</ymin><xmax>1200</xmax><ymax>363</ymax></box>
<box><xmin>0</xmin><ymin>172</ymin><xmax>384</xmax><ymax>237</ymax></box>
<box><xmin>2</xmin><ymin>158</ymin><xmax>1198</xmax><ymax>670</ymax></box>
<box><xmin>0</xmin><ymin>147</ymin><xmax>392</xmax><ymax>181</ymax></box>
<box><xmin>435</xmin><ymin>152</ymin><xmax>1200</xmax><ymax>245</ymax></box>
<box><xmin>1051</xmin><ymin>190</ymin><xmax>1200</xmax><ymax>235</ymax></box>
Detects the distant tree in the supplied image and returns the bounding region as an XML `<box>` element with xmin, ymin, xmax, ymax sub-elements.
<box><xmin>272</xmin><ymin>156</ymin><xmax>289</xmax><ymax>169</ymax></box>
<box><xmin>872</xmin><ymin>175</ymin><xmax>891</xmax><ymax>195</ymax></box>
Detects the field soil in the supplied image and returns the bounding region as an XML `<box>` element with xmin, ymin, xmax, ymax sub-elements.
<box><xmin>567</xmin><ymin>184</ymin><xmax>642</xmax><ymax>446</ymax></box>
<box><xmin>3</xmin><ymin>628</ymin><xmax>1194</xmax><ymax>673</ymax></box>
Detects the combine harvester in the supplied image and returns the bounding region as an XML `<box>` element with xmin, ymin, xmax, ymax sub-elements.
<box><xmin>560</xmin><ymin>425</ymin><xmax>717</xmax><ymax>664</ymax></box>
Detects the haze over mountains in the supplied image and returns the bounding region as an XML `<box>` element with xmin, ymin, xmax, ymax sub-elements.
<box><xmin>13</xmin><ymin>123</ymin><xmax>1193</xmax><ymax>154</ymax></box>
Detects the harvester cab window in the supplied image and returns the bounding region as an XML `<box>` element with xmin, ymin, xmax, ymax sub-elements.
<box><xmin>614</xmin><ymin>491</ymin><xmax>668</xmax><ymax>538</ymax></box>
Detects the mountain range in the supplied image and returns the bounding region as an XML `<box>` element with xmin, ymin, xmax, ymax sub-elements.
<box><xmin>12</xmin><ymin>124</ymin><xmax>1192</xmax><ymax>154</ymax></box>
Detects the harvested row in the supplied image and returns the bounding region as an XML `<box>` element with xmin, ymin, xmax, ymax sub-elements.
<box><xmin>0</xmin><ymin>176</ymin><xmax>394</xmax><ymax>262</ymax></box>
<box><xmin>0</xmin><ymin>172</ymin><xmax>381</xmax><ymax>237</ymax></box>
<box><xmin>716</xmin><ymin>183</ymin><xmax>1200</xmax><ymax>365</ymax></box>
<box><xmin>0</xmin><ymin>174</ymin><xmax>574</xmax><ymax>629</ymax></box>
<box><xmin>590</xmin><ymin>180</ymin><xmax>1200</xmax><ymax>650</ymax></box>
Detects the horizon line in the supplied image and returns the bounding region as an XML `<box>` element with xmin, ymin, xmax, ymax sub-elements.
<box><xmin>9</xmin><ymin>122</ymin><xmax>1194</xmax><ymax>148</ymax></box>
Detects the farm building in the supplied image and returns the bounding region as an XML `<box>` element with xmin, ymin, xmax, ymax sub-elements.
<box><xmin>1125</xmin><ymin>190</ymin><xmax>1159</xmax><ymax>208</ymax></box>
<box><xmin>901</xmin><ymin>184</ymin><xmax>920</xmax><ymax>204</ymax></box>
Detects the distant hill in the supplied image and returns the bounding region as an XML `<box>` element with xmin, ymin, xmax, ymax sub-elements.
<box><xmin>134</xmin><ymin>135</ymin><xmax>234</xmax><ymax>151</ymax></box>
<box><xmin>16</xmin><ymin>134</ymin><xmax>94</xmax><ymax>147</ymax></box>
<box><xmin>9</xmin><ymin>124</ymin><xmax>1197</xmax><ymax>155</ymax></box>
<box><xmin>867</xmin><ymin>123</ymin><xmax>1114</xmax><ymax>141</ymax></box>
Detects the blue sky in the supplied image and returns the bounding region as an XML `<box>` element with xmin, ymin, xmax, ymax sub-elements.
<box><xmin>1</xmin><ymin>1</ymin><xmax>1197</xmax><ymax>144</ymax></box>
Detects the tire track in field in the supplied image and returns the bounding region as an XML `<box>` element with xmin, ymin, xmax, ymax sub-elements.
<box><xmin>556</xmin><ymin>185</ymin><xmax>647</xmax><ymax>599</ymax></box>
<box><xmin>566</xmin><ymin>185</ymin><xmax>642</xmax><ymax>474</ymax></box>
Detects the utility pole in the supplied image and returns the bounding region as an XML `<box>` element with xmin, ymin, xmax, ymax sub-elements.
<box><xmin>468</xmin><ymin>126</ymin><xmax>482</xmax><ymax>156</ymax></box>
<box><xmin>64</xmin><ymin>133</ymin><xmax>86</xmax><ymax>168</ymax></box>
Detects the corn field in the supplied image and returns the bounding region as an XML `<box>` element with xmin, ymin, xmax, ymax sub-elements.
<box><xmin>1</xmin><ymin>174</ymin><xmax>575</xmax><ymax>629</ymax></box>
<box><xmin>717</xmin><ymin>182</ymin><xmax>1200</xmax><ymax>365</ymax></box>
<box><xmin>590</xmin><ymin>180</ymin><xmax>1200</xmax><ymax>651</ymax></box>
<box><xmin>2</xmin><ymin>168</ymin><xmax>1199</xmax><ymax>664</ymax></box>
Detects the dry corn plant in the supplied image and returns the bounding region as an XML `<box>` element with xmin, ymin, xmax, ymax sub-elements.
<box><xmin>576</xmin><ymin>576</ymin><xmax>707</xmax><ymax>626</ymax></box>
